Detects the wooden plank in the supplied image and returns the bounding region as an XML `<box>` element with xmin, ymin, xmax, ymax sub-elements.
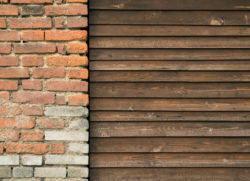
<box><xmin>90</xmin><ymin>49</ymin><xmax>250</xmax><ymax>60</ymax></box>
<box><xmin>90</xmin><ymin>83</ymin><xmax>250</xmax><ymax>98</ymax></box>
<box><xmin>89</xmin><ymin>11</ymin><xmax>250</xmax><ymax>25</ymax></box>
<box><xmin>90</xmin><ymin>122</ymin><xmax>250</xmax><ymax>137</ymax></box>
<box><xmin>90</xmin><ymin>138</ymin><xmax>250</xmax><ymax>153</ymax></box>
<box><xmin>90</xmin><ymin>71</ymin><xmax>250</xmax><ymax>82</ymax></box>
<box><xmin>90</xmin><ymin>98</ymin><xmax>250</xmax><ymax>111</ymax></box>
<box><xmin>90</xmin><ymin>61</ymin><xmax>250</xmax><ymax>71</ymax></box>
<box><xmin>90</xmin><ymin>168</ymin><xmax>250</xmax><ymax>181</ymax></box>
<box><xmin>90</xmin><ymin>111</ymin><xmax>250</xmax><ymax>122</ymax></box>
<box><xmin>89</xmin><ymin>0</ymin><xmax>250</xmax><ymax>10</ymax></box>
<box><xmin>90</xmin><ymin>153</ymin><xmax>250</xmax><ymax>167</ymax></box>
<box><xmin>90</xmin><ymin>37</ymin><xmax>250</xmax><ymax>49</ymax></box>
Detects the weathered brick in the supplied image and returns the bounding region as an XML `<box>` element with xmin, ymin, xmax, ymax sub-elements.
<box><xmin>0</xmin><ymin>156</ymin><xmax>19</xmax><ymax>165</ymax></box>
<box><xmin>0</xmin><ymin>117</ymin><xmax>34</xmax><ymax>129</ymax></box>
<box><xmin>68</xmin><ymin>94</ymin><xmax>89</xmax><ymax>106</ymax></box>
<box><xmin>22</xmin><ymin>155</ymin><xmax>42</xmax><ymax>166</ymax></box>
<box><xmin>0</xmin><ymin>5</ymin><xmax>18</xmax><ymax>16</ymax></box>
<box><xmin>68</xmin><ymin>68</ymin><xmax>88</xmax><ymax>79</ymax></box>
<box><xmin>37</xmin><ymin>117</ymin><xmax>64</xmax><ymax>129</ymax></box>
<box><xmin>21</xmin><ymin>131</ymin><xmax>44</xmax><ymax>141</ymax></box>
<box><xmin>54</xmin><ymin>17</ymin><xmax>66</xmax><ymax>28</ymax></box>
<box><xmin>0</xmin><ymin>18</ymin><xmax>6</xmax><ymax>28</ymax></box>
<box><xmin>0</xmin><ymin>167</ymin><xmax>11</xmax><ymax>178</ymax></box>
<box><xmin>0</xmin><ymin>145</ymin><xmax>3</xmax><ymax>154</ymax></box>
<box><xmin>46</xmin><ymin>56</ymin><xmax>88</xmax><ymax>67</ymax></box>
<box><xmin>22</xmin><ymin>30</ymin><xmax>44</xmax><ymax>41</ymax></box>
<box><xmin>45</xmin><ymin>4</ymin><xmax>87</xmax><ymax>16</ymax></box>
<box><xmin>35</xmin><ymin>167</ymin><xmax>66</xmax><ymax>178</ymax></box>
<box><xmin>0</xmin><ymin>130</ymin><xmax>19</xmax><ymax>141</ymax></box>
<box><xmin>22</xmin><ymin>6</ymin><xmax>44</xmax><ymax>15</ymax></box>
<box><xmin>50</xmin><ymin>143</ymin><xmax>64</xmax><ymax>154</ymax></box>
<box><xmin>69</xmin><ymin>118</ymin><xmax>89</xmax><ymax>130</ymax></box>
<box><xmin>14</xmin><ymin>43</ymin><xmax>56</xmax><ymax>53</ymax></box>
<box><xmin>45</xmin><ymin>155</ymin><xmax>88</xmax><ymax>165</ymax></box>
<box><xmin>22</xmin><ymin>105</ymin><xmax>43</xmax><ymax>116</ymax></box>
<box><xmin>0</xmin><ymin>44</ymin><xmax>11</xmax><ymax>54</ymax></box>
<box><xmin>11</xmin><ymin>0</ymin><xmax>53</xmax><ymax>4</ymax></box>
<box><xmin>0</xmin><ymin>0</ymin><xmax>8</xmax><ymax>3</ymax></box>
<box><xmin>68</xmin><ymin>143</ymin><xmax>89</xmax><ymax>154</ymax></box>
<box><xmin>57</xmin><ymin>44</ymin><xmax>66</xmax><ymax>54</ymax></box>
<box><xmin>0</xmin><ymin>68</ymin><xmax>29</xmax><ymax>78</ymax></box>
<box><xmin>7</xmin><ymin>143</ymin><xmax>49</xmax><ymax>155</ymax></box>
<box><xmin>45</xmin><ymin>30</ymin><xmax>87</xmax><ymax>41</ymax></box>
<box><xmin>0</xmin><ymin>80</ymin><xmax>18</xmax><ymax>90</ymax></box>
<box><xmin>9</xmin><ymin>18</ymin><xmax>52</xmax><ymax>29</ymax></box>
<box><xmin>13</xmin><ymin>91</ymin><xmax>55</xmax><ymax>104</ymax></box>
<box><xmin>45</xmin><ymin>130</ymin><xmax>88</xmax><ymax>141</ymax></box>
<box><xmin>68</xmin><ymin>167</ymin><xmax>88</xmax><ymax>178</ymax></box>
<box><xmin>67</xmin><ymin>0</ymin><xmax>88</xmax><ymax>2</ymax></box>
<box><xmin>46</xmin><ymin>80</ymin><xmax>88</xmax><ymax>92</ymax></box>
<box><xmin>56</xmin><ymin>95</ymin><xmax>66</xmax><ymax>105</ymax></box>
<box><xmin>0</xmin><ymin>105</ymin><xmax>21</xmax><ymax>116</ymax></box>
<box><xmin>13</xmin><ymin>167</ymin><xmax>33</xmax><ymax>178</ymax></box>
<box><xmin>0</xmin><ymin>56</ymin><xmax>19</xmax><ymax>66</ymax></box>
<box><xmin>67</xmin><ymin>17</ymin><xmax>88</xmax><ymax>28</ymax></box>
<box><xmin>67</xmin><ymin>42</ymin><xmax>88</xmax><ymax>54</ymax></box>
<box><xmin>0</xmin><ymin>31</ymin><xmax>20</xmax><ymax>41</ymax></box>
<box><xmin>0</xmin><ymin>92</ymin><xmax>9</xmax><ymax>101</ymax></box>
<box><xmin>22</xmin><ymin>79</ymin><xmax>42</xmax><ymax>90</ymax></box>
<box><xmin>22</xmin><ymin>56</ymin><xmax>43</xmax><ymax>67</ymax></box>
<box><xmin>32</xmin><ymin>67</ymin><xmax>65</xmax><ymax>78</ymax></box>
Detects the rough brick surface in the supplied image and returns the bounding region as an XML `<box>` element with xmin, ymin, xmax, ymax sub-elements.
<box><xmin>0</xmin><ymin>0</ymin><xmax>88</xmax><ymax>180</ymax></box>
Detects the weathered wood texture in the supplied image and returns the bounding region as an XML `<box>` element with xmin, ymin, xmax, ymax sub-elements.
<box><xmin>89</xmin><ymin>0</ymin><xmax>250</xmax><ymax>180</ymax></box>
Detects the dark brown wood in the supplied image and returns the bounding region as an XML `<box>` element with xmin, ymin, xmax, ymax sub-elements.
<box><xmin>90</xmin><ymin>168</ymin><xmax>250</xmax><ymax>181</ymax></box>
<box><xmin>89</xmin><ymin>0</ymin><xmax>250</xmax><ymax>10</ymax></box>
<box><xmin>90</xmin><ymin>138</ymin><xmax>250</xmax><ymax>153</ymax></box>
<box><xmin>91</xmin><ymin>122</ymin><xmax>250</xmax><ymax>137</ymax></box>
<box><xmin>90</xmin><ymin>11</ymin><xmax>250</xmax><ymax>25</ymax></box>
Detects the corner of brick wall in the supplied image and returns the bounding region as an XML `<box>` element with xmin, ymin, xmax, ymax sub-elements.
<box><xmin>0</xmin><ymin>0</ymin><xmax>89</xmax><ymax>180</ymax></box>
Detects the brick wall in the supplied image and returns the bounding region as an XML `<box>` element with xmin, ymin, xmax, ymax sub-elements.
<box><xmin>0</xmin><ymin>0</ymin><xmax>89</xmax><ymax>180</ymax></box>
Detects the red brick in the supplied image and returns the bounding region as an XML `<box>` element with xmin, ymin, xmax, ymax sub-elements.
<box><xmin>0</xmin><ymin>56</ymin><xmax>19</xmax><ymax>66</ymax></box>
<box><xmin>9</xmin><ymin>18</ymin><xmax>52</xmax><ymax>29</ymax></box>
<box><xmin>0</xmin><ymin>105</ymin><xmax>21</xmax><ymax>116</ymax></box>
<box><xmin>0</xmin><ymin>18</ymin><xmax>6</xmax><ymax>28</ymax></box>
<box><xmin>54</xmin><ymin>17</ymin><xmax>66</xmax><ymax>28</ymax></box>
<box><xmin>0</xmin><ymin>68</ymin><xmax>29</xmax><ymax>78</ymax></box>
<box><xmin>6</xmin><ymin>143</ymin><xmax>49</xmax><ymax>155</ymax></box>
<box><xmin>0</xmin><ymin>0</ymin><xmax>8</xmax><ymax>3</ymax></box>
<box><xmin>46</xmin><ymin>56</ymin><xmax>88</xmax><ymax>67</ymax></box>
<box><xmin>32</xmin><ymin>67</ymin><xmax>65</xmax><ymax>78</ymax></box>
<box><xmin>22</xmin><ymin>105</ymin><xmax>43</xmax><ymax>116</ymax></box>
<box><xmin>22</xmin><ymin>30</ymin><xmax>44</xmax><ymax>41</ymax></box>
<box><xmin>0</xmin><ymin>92</ymin><xmax>9</xmax><ymax>101</ymax></box>
<box><xmin>57</xmin><ymin>44</ymin><xmax>66</xmax><ymax>54</ymax></box>
<box><xmin>0</xmin><ymin>130</ymin><xmax>19</xmax><ymax>141</ymax></box>
<box><xmin>68</xmin><ymin>17</ymin><xmax>88</xmax><ymax>28</ymax></box>
<box><xmin>68</xmin><ymin>94</ymin><xmax>89</xmax><ymax>106</ymax></box>
<box><xmin>45</xmin><ymin>30</ymin><xmax>87</xmax><ymax>41</ymax></box>
<box><xmin>45</xmin><ymin>4</ymin><xmax>87</xmax><ymax>16</ymax></box>
<box><xmin>21</xmin><ymin>131</ymin><xmax>44</xmax><ymax>141</ymax></box>
<box><xmin>22</xmin><ymin>79</ymin><xmax>42</xmax><ymax>90</ymax></box>
<box><xmin>37</xmin><ymin>117</ymin><xmax>64</xmax><ymax>129</ymax></box>
<box><xmin>56</xmin><ymin>95</ymin><xmax>66</xmax><ymax>105</ymax></box>
<box><xmin>0</xmin><ymin>5</ymin><xmax>18</xmax><ymax>16</ymax></box>
<box><xmin>22</xmin><ymin>56</ymin><xmax>44</xmax><ymax>67</ymax></box>
<box><xmin>0</xmin><ymin>44</ymin><xmax>11</xmax><ymax>54</ymax></box>
<box><xmin>51</xmin><ymin>143</ymin><xmax>64</xmax><ymax>154</ymax></box>
<box><xmin>66</xmin><ymin>0</ymin><xmax>88</xmax><ymax>2</ymax></box>
<box><xmin>11</xmin><ymin>0</ymin><xmax>53</xmax><ymax>4</ymax></box>
<box><xmin>0</xmin><ymin>117</ymin><xmax>34</xmax><ymax>129</ymax></box>
<box><xmin>16</xmin><ymin>117</ymin><xmax>35</xmax><ymax>128</ymax></box>
<box><xmin>68</xmin><ymin>68</ymin><xmax>88</xmax><ymax>79</ymax></box>
<box><xmin>13</xmin><ymin>91</ymin><xmax>55</xmax><ymax>104</ymax></box>
<box><xmin>0</xmin><ymin>31</ymin><xmax>20</xmax><ymax>41</ymax></box>
<box><xmin>67</xmin><ymin>42</ymin><xmax>88</xmax><ymax>54</ymax></box>
<box><xmin>46</xmin><ymin>80</ymin><xmax>88</xmax><ymax>92</ymax></box>
<box><xmin>0</xmin><ymin>106</ymin><xmax>7</xmax><ymax>115</ymax></box>
<box><xmin>14</xmin><ymin>43</ymin><xmax>56</xmax><ymax>53</ymax></box>
<box><xmin>0</xmin><ymin>145</ymin><xmax>3</xmax><ymax>154</ymax></box>
<box><xmin>21</xmin><ymin>6</ymin><xmax>44</xmax><ymax>15</ymax></box>
<box><xmin>0</xmin><ymin>80</ymin><xmax>18</xmax><ymax>90</ymax></box>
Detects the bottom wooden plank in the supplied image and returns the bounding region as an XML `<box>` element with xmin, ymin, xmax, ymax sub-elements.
<box><xmin>90</xmin><ymin>168</ymin><xmax>250</xmax><ymax>181</ymax></box>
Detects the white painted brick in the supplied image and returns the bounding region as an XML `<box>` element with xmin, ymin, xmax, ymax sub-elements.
<box><xmin>45</xmin><ymin>155</ymin><xmax>88</xmax><ymax>165</ymax></box>
<box><xmin>68</xmin><ymin>143</ymin><xmax>89</xmax><ymax>154</ymax></box>
<box><xmin>68</xmin><ymin>167</ymin><xmax>88</xmax><ymax>178</ymax></box>
<box><xmin>45</xmin><ymin>106</ymin><xmax>88</xmax><ymax>117</ymax></box>
<box><xmin>3</xmin><ymin>179</ymin><xmax>41</xmax><ymax>181</ymax></box>
<box><xmin>22</xmin><ymin>155</ymin><xmax>42</xmax><ymax>166</ymax></box>
<box><xmin>0</xmin><ymin>156</ymin><xmax>19</xmax><ymax>165</ymax></box>
<box><xmin>69</xmin><ymin>118</ymin><xmax>89</xmax><ymax>130</ymax></box>
<box><xmin>45</xmin><ymin>179</ymin><xmax>88</xmax><ymax>181</ymax></box>
<box><xmin>35</xmin><ymin>167</ymin><xmax>66</xmax><ymax>178</ymax></box>
<box><xmin>45</xmin><ymin>131</ymin><xmax>88</xmax><ymax>141</ymax></box>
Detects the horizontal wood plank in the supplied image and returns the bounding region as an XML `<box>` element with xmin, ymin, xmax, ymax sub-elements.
<box><xmin>89</xmin><ymin>0</ymin><xmax>250</xmax><ymax>10</ymax></box>
<box><xmin>90</xmin><ymin>168</ymin><xmax>250</xmax><ymax>181</ymax></box>
<box><xmin>91</xmin><ymin>122</ymin><xmax>250</xmax><ymax>137</ymax></box>
<box><xmin>90</xmin><ymin>11</ymin><xmax>250</xmax><ymax>25</ymax></box>
<box><xmin>90</xmin><ymin>153</ymin><xmax>250</xmax><ymax>167</ymax></box>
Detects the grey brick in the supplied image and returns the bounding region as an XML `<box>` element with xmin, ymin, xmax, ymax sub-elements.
<box><xmin>35</xmin><ymin>167</ymin><xmax>66</xmax><ymax>178</ymax></box>
<box><xmin>68</xmin><ymin>167</ymin><xmax>88</xmax><ymax>178</ymax></box>
<box><xmin>45</xmin><ymin>179</ymin><xmax>87</xmax><ymax>181</ymax></box>
<box><xmin>3</xmin><ymin>179</ymin><xmax>41</xmax><ymax>181</ymax></box>
<box><xmin>69</xmin><ymin>118</ymin><xmax>89</xmax><ymax>130</ymax></box>
<box><xmin>0</xmin><ymin>167</ymin><xmax>11</xmax><ymax>178</ymax></box>
<box><xmin>0</xmin><ymin>156</ymin><xmax>19</xmax><ymax>165</ymax></box>
<box><xmin>45</xmin><ymin>131</ymin><xmax>88</xmax><ymax>141</ymax></box>
<box><xmin>45</xmin><ymin>155</ymin><xmax>88</xmax><ymax>165</ymax></box>
<box><xmin>22</xmin><ymin>155</ymin><xmax>42</xmax><ymax>166</ymax></box>
<box><xmin>13</xmin><ymin>167</ymin><xmax>33</xmax><ymax>178</ymax></box>
<box><xmin>68</xmin><ymin>143</ymin><xmax>89</xmax><ymax>154</ymax></box>
<box><xmin>45</xmin><ymin>106</ymin><xmax>88</xmax><ymax>117</ymax></box>
<box><xmin>22</xmin><ymin>6</ymin><xmax>44</xmax><ymax>15</ymax></box>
